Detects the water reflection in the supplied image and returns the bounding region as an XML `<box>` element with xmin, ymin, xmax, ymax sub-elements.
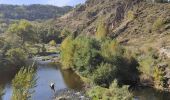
<box><xmin>133</xmin><ymin>87</ymin><xmax>170</xmax><ymax>100</ymax></box>
<box><xmin>60</xmin><ymin>69</ymin><xmax>84</xmax><ymax>90</ymax></box>
<box><xmin>1</xmin><ymin>60</ymin><xmax>170</xmax><ymax>100</ymax></box>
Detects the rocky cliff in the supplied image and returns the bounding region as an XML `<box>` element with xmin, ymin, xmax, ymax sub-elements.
<box><xmin>54</xmin><ymin>0</ymin><xmax>170</xmax><ymax>48</ymax></box>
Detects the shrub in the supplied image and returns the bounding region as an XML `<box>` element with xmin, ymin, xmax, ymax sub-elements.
<box><xmin>152</xmin><ymin>17</ymin><xmax>165</xmax><ymax>31</ymax></box>
<box><xmin>49</xmin><ymin>40</ymin><xmax>56</xmax><ymax>46</ymax></box>
<box><xmin>87</xmin><ymin>86</ymin><xmax>108</xmax><ymax>99</ymax></box>
<box><xmin>73</xmin><ymin>36</ymin><xmax>101</xmax><ymax>74</ymax></box>
<box><xmin>6</xmin><ymin>48</ymin><xmax>28</xmax><ymax>65</ymax></box>
<box><xmin>104</xmin><ymin>80</ymin><xmax>132</xmax><ymax>100</ymax></box>
<box><xmin>60</xmin><ymin>36</ymin><xmax>74</xmax><ymax>69</ymax></box>
<box><xmin>153</xmin><ymin>67</ymin><xmax>165</xmax><ymax>88</ymax></box>
<box><xmin>92</xmin><ymin>63</ymin><xmax>116</xmax><ymax>87</ymax></box>
<box><xmin>87</xmin><ymin>80</ymin><xmax>132</xmax><ymax>100</ymax></box>
<box><xmin>12</xmin><ymin>66</ymin><xmax>36</xmax><ymax>100</ymax></box>
<box><xmin>139</xmin><ymin>55</ymin><xmax>154</xmax><ymax>76</ymax></box>
<box><xmin>127</xmin><ymin>10</ymin><xmax>135</xmax><ymax>21</ymax></box>
<box><xmin>100</xmin><ymin>39</ymin><xmax>124</xmax><ymax>62</ymax></box>
<box><xmin>95</xmin><ymin>20</ymin><xmax>108</xmax><ymax>40</ymax></box>
<box><xmin>60</xmin><ymin>28</ymin><xmax>71</xmax><ymax>39</ymax></box>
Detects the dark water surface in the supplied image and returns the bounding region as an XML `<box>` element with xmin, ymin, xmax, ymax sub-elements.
<box><xmin>0</xmin><ymin>57</ymin><xmax>170</xmax><ymax>100</ymax></box>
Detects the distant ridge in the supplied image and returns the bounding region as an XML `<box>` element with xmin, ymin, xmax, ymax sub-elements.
<box><xmin>0</xmin><ymin>4</ymin><xmax>72</xmax><ymax>21</ymax></box>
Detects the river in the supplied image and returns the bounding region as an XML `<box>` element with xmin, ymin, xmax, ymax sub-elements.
<box><xmin>0</xmin><ymin>55</ymin><xmax>83</xmax><ymax>100</ymax></box>
<box><xmin>0</xmin><ymin>55</ymin><xmax>170</xmax><ymax>100</ymax></box>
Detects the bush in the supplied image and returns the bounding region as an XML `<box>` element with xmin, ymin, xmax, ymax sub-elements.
<box><xmin>73</xmin><ymin>36</ymin><xmax>101</xmax><ymax>74</ymax></box>
<box><xmin>152</xmin><ymin>17</ymin><xmax>165</xmax><ymax>31</ymax></box>
<box><xmin>95</xmin><ymin>20</ymin><xmax>108</xmax><ymax>40</ymax></box>
<box><xmin>87</xmin><ymin>86</ymin><xmax>108</xmax><ymax>99</ymax></box>
<box><xmin>60</xmin><ymin>35</ymin><xmax>139</xmax><ymax>86</ymax></box>
<box><xmin>153</xmin><ymin>67</ymin><xmax>165</xmax><ymax>88</ymax></box>
<box><xmin>127</xmin><ymin>10</ymin><xmax>135</xmax><ymax>21</ymax></box>
<box><xmin>87</xmin><ymin>80</ymin><xmax>132</xmax><ymax>100</ymax></box>
<box><xmin>60</xmin><ymin>36</ymin><xmax>74</xmax><ymax>69</ymax></box>
<box><xmin>49</xmin><ymin>40</ymin><xmax>56</xmax><ymax>46</ymax></box>
<box><xmin>92</xmin><ymin>63</ymin><xmax>116</xmax><ymax>87</ymax></box>
<box><xmin>100</xmin><ymin>39</ymin><xmax>124</xmax><ymax>62</ymax></box>
<box><xmin>104</xmin><ymin>80</ymin><xmax>132</xmax><ymax>100</ymax></box>
<box><xmin>60</xmin><ymin>28</ymin><xmax>71</xmax><ymax>39</ymax></box>
<box><xmin>6</xmin><ymin>48</ymin><xmax>28</xmax><ymax>65</ymax></box>
<box><xmin>139</xmin><ymin>55</ymin><xmax>154</xmax><ymax>76</ymax></box>
<box><xmin>12</xmin><ymin>66</ymin><xmax>36</xmax><ymax>100</ymax></box>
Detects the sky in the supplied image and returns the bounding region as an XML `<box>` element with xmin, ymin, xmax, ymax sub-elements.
<box><xmin>0</xmin><ymin>0</ymin><xmax>86</xmax><ymax>7</ymax></box>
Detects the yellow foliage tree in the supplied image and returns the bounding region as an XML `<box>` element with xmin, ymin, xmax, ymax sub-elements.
<box><xmin>60</xmin><ymin>36</ymin><xmax>74</xmax><ymax>69</ymax></box>
<box><xmin>95</xmin><ymin>20</ymin><xmax>108</xmax><ymax>40</ymax></box>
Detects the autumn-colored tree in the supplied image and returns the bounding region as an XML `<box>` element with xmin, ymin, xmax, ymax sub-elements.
<box><xmin>95</xmin><ymin>20</ymin><xmax>108</xmax><ymax>40</ymax></box>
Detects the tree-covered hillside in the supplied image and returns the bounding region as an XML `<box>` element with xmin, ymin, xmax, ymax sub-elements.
<box><xmin>0</xmin><ymin>4</ymin><xmax>72</xmax><ymax>21</ymax></box>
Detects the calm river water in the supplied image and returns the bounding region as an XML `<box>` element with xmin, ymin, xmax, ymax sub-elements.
<box><xmin>0</xmin><ymin>55</ymin><xmax>170</xmax><ymax>100</ymax></box>
<box><xmin>0</xmin><ymin>57</ymin><xmax>83</xmax><ymax>100</ymax></box>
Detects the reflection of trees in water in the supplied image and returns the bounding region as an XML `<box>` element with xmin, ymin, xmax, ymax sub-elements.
<box><xmin>133</xmin><ymin>87</ymin><xmax>170</xmax><ymax>100</ymax></box>
<box><xmin>60</xmin><ymin>69</ymin><xmax>83</xmax><ymax>90</ymax></box>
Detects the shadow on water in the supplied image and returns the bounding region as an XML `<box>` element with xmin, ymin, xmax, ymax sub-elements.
<box><xmin>133</xmin><ymin>87</ymin><xmax>170</xmax><ymax>100</ymax></box>
<box><xmin>60</xmin><ymin>69</ymin><xmax>84</xmax><ymax>91</ymax></box>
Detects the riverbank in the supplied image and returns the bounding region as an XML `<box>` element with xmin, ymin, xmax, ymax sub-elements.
<box><xmin>55</xmin><ymin>89</ymin><xmax>90</xmax><ymax>100</ymax></box>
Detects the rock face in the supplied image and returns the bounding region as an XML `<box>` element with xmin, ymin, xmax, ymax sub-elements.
<box><xmin>160</xmin><ymin>47</ymin><xmax>170</xmax><ymax>58</ymax></box>
<box><xmin>55</xmin><ymin>89</ymin><xmax>90</xmax><ymax>100</ymax></box>
<box><xmin>54</xmin><ymin>0</ymin><xmax>170</xmax><ymax>48</ymax></box>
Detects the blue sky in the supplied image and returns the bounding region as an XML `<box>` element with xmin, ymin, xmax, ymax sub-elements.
<box><xmin>0</xmin><ymin>0</ymin><xmax>86</xmax><ymax>7</ymax></box>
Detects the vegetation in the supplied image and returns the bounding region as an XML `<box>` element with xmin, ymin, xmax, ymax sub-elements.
<box><xmin>60</xmin><ymin>36</ymin><xmax>75</xmax><ymax>69</ymax></box>
<box><xmin>60</xmin><ymin>28</ymin><xmax>72</xmax><ymax>39</ymax></box>
<box><xmin>153</xmin><ymin>67</ymin><xmax>165</xmax><ymax>88</ymax></box>
<box><xmin>127</xmin><ymin>10</ymin><xmax>135</xmax><ymax>21</ymax></box>
<box><xmin>0</xmin><ymin>86</ymin><xmax>4</xmax><ymax>100</ymax></box>
<box><xmin>12</xmin><ymin>66</ymin><xmax>36</xmax><ymax>100</ymax></box>
<box><xmin>49</xmin><ymin>40</ymin><xmax>57</xmax><ymax>46</ymax></box>
<box><xmin>6</xmin><ymin>48</ymin><xmax>28</xmax><ymax>66</ymax></box>
<box><xmin>0</xmin><ymin>4</ymin><xmax>72</xmax><ymax>21</ymax></box>
<box><xmin>92</xmin><ymin>63</ymin><xmax>116</xmax><ymax>87</ymax></box>
<box><xmin>7</xmin><ymin>20</ymin><xmax>36</xmax><ymax>45</ymax></box>
<box><xmin>0</xmin><ymin>0</ymin><xmax>170</xmax><ymax>99</ymax></box>
<box><xmin>73</xmin><ymin>36</ymin><xmax>101</xmax><ymax>74</ymax></box>
<box><xmin>88</xmin><ymin>80</ymin><xmax>132</xmax><ymax>100</ymax></box>
<box><xmin>95</xmin><ymin>21</ymin><xmax>108</xmax><ymax>40</ymax></box>
<box><xmin>152</xmin><ymin>17</ymin><xmax>165</xmax><ymax>31</ymax></box>
<box><xmin>60</xmin><ymin>34</ymin><xmax>140</xmax><ymax>88</ymax></box>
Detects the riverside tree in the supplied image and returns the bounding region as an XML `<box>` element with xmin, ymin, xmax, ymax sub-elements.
<box><xmin>7</xmin><ymin>20</ymin><xmax>35</xmax><ymax>45</ymax></box>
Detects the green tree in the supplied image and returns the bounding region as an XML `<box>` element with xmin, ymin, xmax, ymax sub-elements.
<box><xmin>60</xmin><ymin>36</ymin><xmax>74</xmax><ymax>69</ymax></box>
<box><xmin>7</xmin><ymin>20</ymin><xmax>35</xmax><ymax>45</ymax></box>
<box><xmin>92</xmin><ymin>63</ymin><xmax>116</xmax><ymax>87</ymax></box>
<box><xmin>12</xmin><ymin>66</ymin><xmax>36</xmax><ymax>100</ymax></box>
<box><xmin>6</xmin><ymin>48</ymin><xmax>28</xmax><ymax>65</ymax></box>
<box><xmin>73</xmin><ymin>36</ymin><xmax>101</xmax><ymax>75</ymax></box>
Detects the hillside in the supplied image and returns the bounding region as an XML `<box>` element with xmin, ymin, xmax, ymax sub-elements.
<box><xmin>0</xmin><ymin>4</ymin><xmax>72</xmax><ymax>21</ymax></box>
<box><xmin>0</xmin><ymin>4</ymin><xmax>72</xmax><ymax>34</ymax></box>
<box><xmin>54</xmin><ymin>0</ymin><xmax>170</xmax><ymax>48</ymax></box>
